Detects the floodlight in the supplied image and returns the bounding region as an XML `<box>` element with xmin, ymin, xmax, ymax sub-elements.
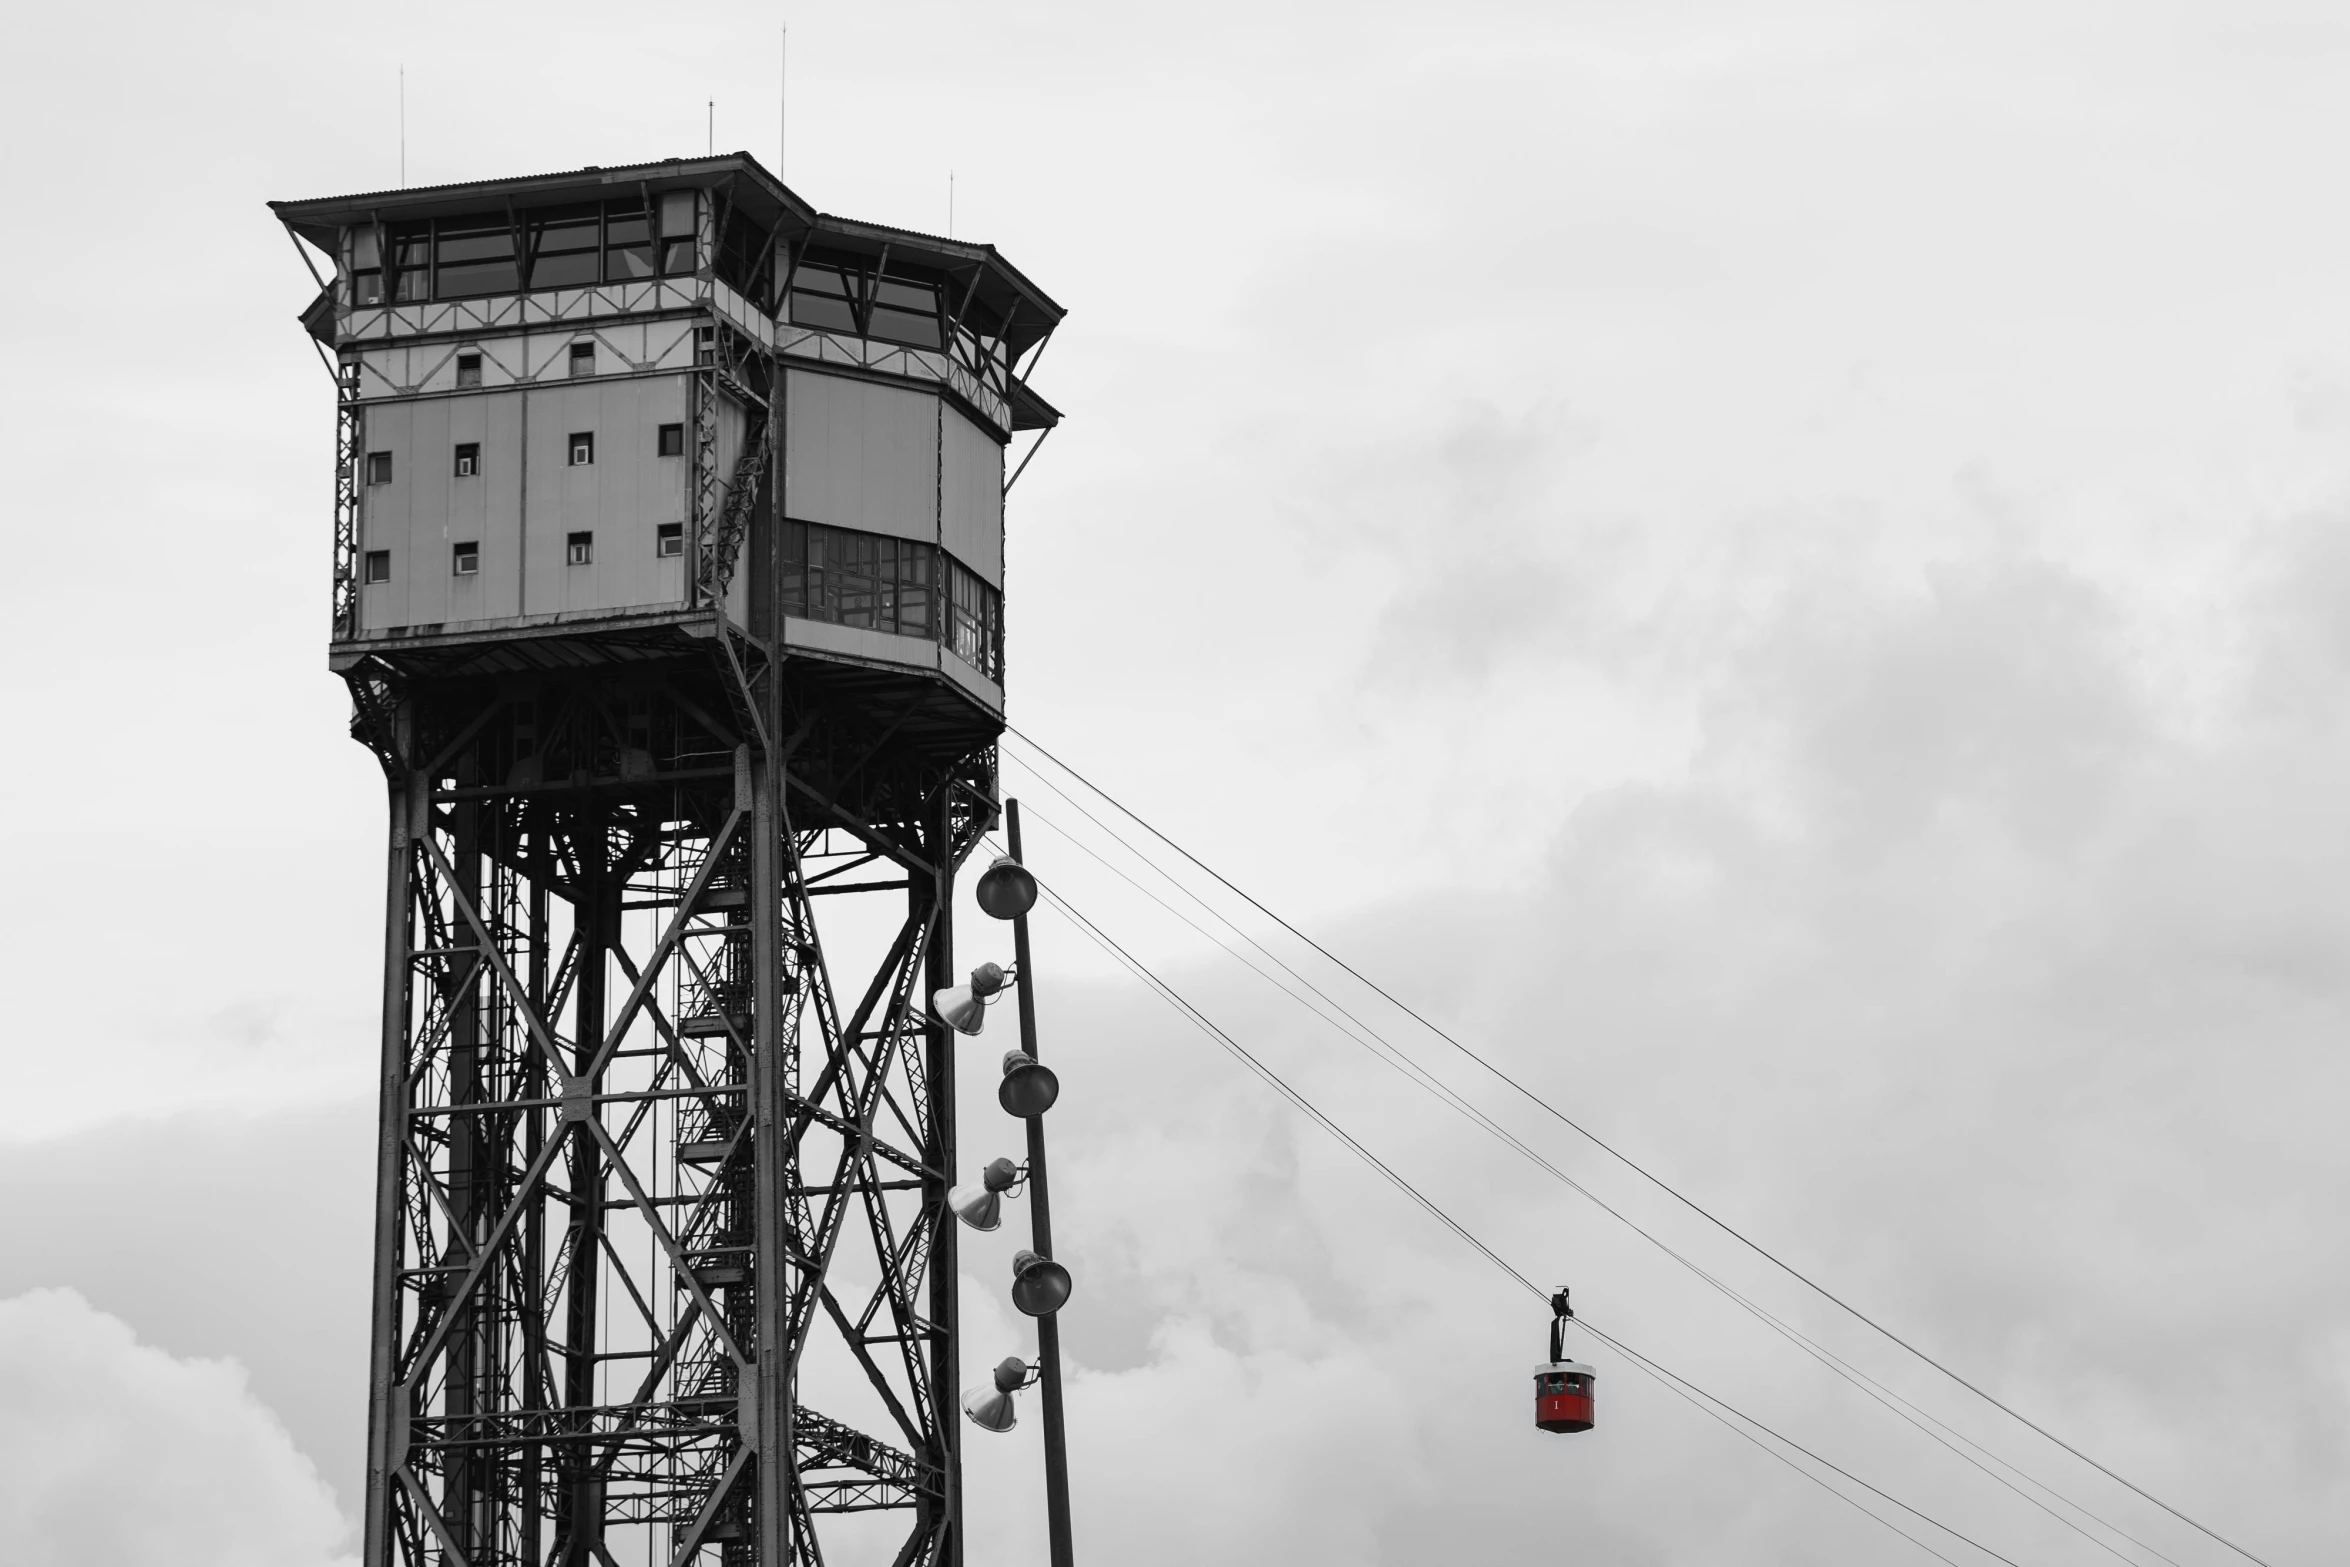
<box><xmin>947</xmin><ymin>1156</ymin><xmax>1024</xmax><ymax>1232</ymax></box>
<box><xmin>962</xmin><ymin>1355</ymin><xmax>1034</xmax><ymax>1433</ymax></box>
<box><xmin>998</xmin><ymin>1050</ymin><xmax>1060</xmax><ymax>1117</ymax></box>
<box><xmin>929</xmin><ymin>961</ymin><xmax>1012</xmax><ymax>1035</ymax></box>
<box><xmin>1010</xmin><ymin>1248</ymin><xmax>1073</xmax><ymax>1317</ymax></box>
<box><xmin>975</xmin><ymin>855</ymin><xmax>1040</xmax><ymax>921</ymax></box>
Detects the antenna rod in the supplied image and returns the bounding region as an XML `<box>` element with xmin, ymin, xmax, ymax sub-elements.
<box><xmin>399</xmin><ymin>65</ymin><xmax>406</xmax><ymax>188</ymax></box>
<box><xmin>707</xmin><ymin>99</ymin><xmax>714</xmax><ymax>156</ymax></box>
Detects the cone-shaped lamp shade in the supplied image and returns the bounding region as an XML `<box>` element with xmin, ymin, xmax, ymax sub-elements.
<box><xmin>947</xmin><ymin>1156</ymin><xmax>1023</xmax><ymax>1233</ymax></box>
<box><xmin>976</xmin><ymin>856</ymin><xmax>1039</xmax><ymax>921</ymax></box>
<box><xmin>931</xmin><ymin>986</ymin><xmax>987</xmax><ymax>1035</ymax></box>
<box><xmin>962</xmin><ymin>1355</ymin><xmax>1032</xmax><ymax>1433</ymax></box>
<box><xmin>1010</xmin><ymin>1248</ymin><xmax>1073</xmax><ymax>1317</ymax></box>
<box><xmin>930</xmin><ymin>963</ymin><xmax>1011</xmax><ymax>1036</ymax></box>
<box><xmin>963</xmin><ymin>1385</ymin><xmax>1018</xmax><ymax>1432</ymax></box>
<box><xmin>998</xmin><ymin>1051</ymin><xmax>1060</xmax><ymax>1117</ymax></box>
<box><xmin>948</xmin><ymin>1184</ymin><xmax>1003</xmax><ymax>1232</ymax></box>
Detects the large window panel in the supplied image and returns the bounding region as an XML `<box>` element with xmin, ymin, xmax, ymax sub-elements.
<box><xmin>604</xmin><ymin>206</ymin><xmax>657</xmax><ymax>281</ymax></box>
<box><xmin>782</xmin><ymin>519</ymin><xmax>993</xmax><ymax>677</ymax></box>
<box><xmin>869</xmin><ymin>275</ymin><xmax>942</xmax><ymax>348</ymax></box>
<box><xmin>435</xmin><ymin>219</ymin><xmax>517</xmax><ymax>298</ymax></box>
<box><xmin>947</xmin><ymin>556</ymin><xmax>1001</xmax><ymax>677</ymax></box>
<box><xmin>528</xmin><ymin>204</ymin><xmax>602</xmax><ymax>289</ymax></box>
<box><xmin>788</xmin><ymin>261</ymin><xmax>859</xmax><ymax>333</ymax></box>
<box><xmin>390</xmin><ymin>226</ymin><xmax>431</xmax><ymax>302</ymax></box>
<box><xmin>716</xmin><ymin>210</ymin><xmax>775</xmax><ymax>304</ymax></box>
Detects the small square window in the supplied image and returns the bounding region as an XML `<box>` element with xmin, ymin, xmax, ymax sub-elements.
<box><xmin>455</xmin><ymin>353</ymin><xmax>483</xmax><ymax>389</ymax></box>
<box><xmin>569</xmin><ymin>432</ymin><xmax>595</xmax><ymax>466</ymax></box>
<box><xmin>569</xmin><ymin>341</ymin><xmax>595</xmax><ymax>377</ymax></box>
<box><xmin>656</xmin><ymin>523</ymin><xmax>683</xmax><ymax>558</ymax></box>
<box><xmin>453</xmin><ymin>443</ymin><xmax>480</xmax><ymax>478</ymax></box>
<box><xmin>365</xmin><ymin>451</ymin><xmax>393</xmax><ymax>484</ymax></box>
<box><xmin>657</xmin><ymin>423</ymin><xmax>685</xmax><ymax>458</ymax></box>
<box><xmin>452</xmin><ymin>541</ymin><xmax>480</xmax><ymax>576</ymax></box>
<box><xmin>567</xmin><ymin>531</ymin><xmax>594</xmax><ymax>565</ymax></box>
<box><xmin>363</xmin><ymin>549</ymin><xmax>391</xmax><ymax>584</ymax></box>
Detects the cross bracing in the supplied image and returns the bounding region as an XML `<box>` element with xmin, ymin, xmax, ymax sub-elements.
<box><xmin>354</xmin><ymin>651</ymin><xmax>991</xmax><ymax>1567</ymax></box>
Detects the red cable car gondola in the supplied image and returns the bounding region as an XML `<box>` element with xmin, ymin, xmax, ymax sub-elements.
<box><xmin>1534</xmin><ymin>1287</ymin><xmax>1596</xmax><ymax>1434</ymax></box>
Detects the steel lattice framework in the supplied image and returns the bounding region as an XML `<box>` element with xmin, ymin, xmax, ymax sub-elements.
<box><xmin>349</xmin><ymin>645</ymin><xmax>995</xmax><ymax>1567</ymax></box>
<box><xmin>276</xmin><ymin>152</ymin><xmax>1066</xmax><ymax>1567</ymax></box>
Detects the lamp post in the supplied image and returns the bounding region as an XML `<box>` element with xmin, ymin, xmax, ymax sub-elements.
<box><xmin>1001</xmin><ymin>798</ymin><xmax>1074</xmax><ymax>1567</ymax></box>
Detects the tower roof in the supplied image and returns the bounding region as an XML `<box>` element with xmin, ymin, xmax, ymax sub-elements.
<box><xmin>269</xmin><ymin>152</ymin><xmax>1066</xmax><ymax>356</ymax></box>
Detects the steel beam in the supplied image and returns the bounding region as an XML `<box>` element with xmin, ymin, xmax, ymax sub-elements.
<box><xmin>349</xmin><ymin>668</ymin><xmax>990</xmax><ymax>1567</ymax></box>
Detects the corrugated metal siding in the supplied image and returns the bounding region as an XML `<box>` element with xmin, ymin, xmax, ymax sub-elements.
<box><xmin>938</xmin><ymin>404</ymin><xmax>1003</xmax><ymax>587</ymax></box>
<box><xmin>779</xmin><ymin>616</ymin><xmax>1004</xmax><ymax>714</ymax></box>
<box><xmin>521</xmin><ymin>375</ymin><xmax>693</xmax><ymax>619</ymax></box>
<box><xmin>783</xmin><ymin>370</ymin><xmax>939</xmax><ymax>544</ymax></box>
<box><xmin>784</xmin><ymin>614</ymin><xmax>937</xmax><ymax>670</ymax></box>
<box><xmin>355</xmin><ymin>399</ymin><xmax>515</xmax><ymax>633</ymax></box>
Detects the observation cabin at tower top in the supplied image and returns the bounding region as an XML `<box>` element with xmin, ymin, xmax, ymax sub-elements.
<box><xmin>271</xmin><ymin>153</ymin><xmax>1063</xmax><ymax>735</ymax></box>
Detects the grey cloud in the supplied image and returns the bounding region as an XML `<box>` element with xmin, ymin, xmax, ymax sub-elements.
<box><xmin>0</xmin><ymin>1288</ymin><xmax>355</xmax><ymax>1565</ymax></box>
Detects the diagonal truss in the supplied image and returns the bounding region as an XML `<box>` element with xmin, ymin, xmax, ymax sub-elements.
<box><xmin>357</xmin><ymin>664</ymin><xmax>991</xmax><ymax>1567</ymax></box>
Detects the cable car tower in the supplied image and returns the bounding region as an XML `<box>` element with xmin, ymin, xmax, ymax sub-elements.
<box><xmin>272</xmin><ymin>154</ymin><xmax>1063</xmax><ymax>1566</ymax></box>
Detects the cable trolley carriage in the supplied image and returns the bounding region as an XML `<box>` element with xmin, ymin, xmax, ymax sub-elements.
<box><xmin>1535</xmin><ymin>1288</ymin><xmax>1596</xmax><ymax>1434</ymax></box>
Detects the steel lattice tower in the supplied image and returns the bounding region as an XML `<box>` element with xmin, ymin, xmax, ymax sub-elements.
<box><xmin>273</xmin><ymin>155</ymin><xmax>1063</xmax><ymax>1566</ymax></box>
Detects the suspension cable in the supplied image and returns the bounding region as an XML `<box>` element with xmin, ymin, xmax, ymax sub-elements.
<box><xmin>1024</xmin><ymin>867</ymin><xmax>2036</xmax><ymax>1567</ymax></box>
<box><xmin>1002</xmin><ymin>793</ymin><xmax>2185</xmax><ymax>1567</ymax></box>
<box><xmin>1002</xmin><ymin>724</ymin><xmax>2279</xmax><ymax>1567</ymax></box>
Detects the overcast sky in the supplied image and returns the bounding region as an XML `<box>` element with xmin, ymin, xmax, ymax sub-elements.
<box><xmin>3</xmin><ymin>1</ymin><xmax>2347</xmax><ymax>1562</ymax></box>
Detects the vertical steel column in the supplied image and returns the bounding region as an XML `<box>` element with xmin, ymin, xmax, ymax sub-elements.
<box><xmin>444</xmin><ymin>760</ymin><xmax>485</xmax><ymax>1554</ymax></box>
<box><xmin>750</xmin><ymin>744</ymin><xmax>792</xmax><ymax>1566</ymax></box>
<box><xmin>363</xmin><ymin>731</ymin><xmax>417</xmax><ymax>1567</ymax></box>
<box><xmin>521</xmin><ymin>859</ymin><xmax>551</xmax><ymax>1566</ymax></box>
<box><xmin>924</xmin><ymin>789</ymin><xmax>963</xmax><ymax>1567</ymax></box>
<box><xmin>562</xmin><ymin>811</ymin><xmax>609</xmax><ymax>1566</ymax></box>
<box><xmin>1004</xmin><ymin>800</ymin><xmax>1075</xmax><ymax>1567</ymax></box>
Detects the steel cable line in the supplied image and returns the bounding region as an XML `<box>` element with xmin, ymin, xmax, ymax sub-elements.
<box><xmin>1002</xmin><ymin>724</ymin><xmax>2278</xmax><ymax>1567</ymax></box>
<box><xmin>998</xmin><ymin>794</ymin><xmax>2184</xmax><ymax>1567</ymax></box>
<box><xmin>1022</xmin><ymin>869</ymin><xmax>2031</xmax><ymax>1567</ymax></box>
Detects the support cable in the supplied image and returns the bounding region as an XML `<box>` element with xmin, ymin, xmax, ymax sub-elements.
<box><xmin>1020</xmin><ymin>869</ymin><xmax>2029</xmax><ymax>1567</ymax></box>
<box><xmin>999</xmin><ymin>796</ymin><xmax>2183</xmax><ymax>1567</ymax></box>
<box><xmin>1002</xmin><ymin>725</ymin><xmax>2279</xmax><ymax>1567</ymax></box>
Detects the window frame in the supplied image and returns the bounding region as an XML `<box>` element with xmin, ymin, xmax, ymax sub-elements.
<box><xmin>430</xmin><ymin>214</ymin><xmax>520</xmax><ymax>300</ymax></box>
<box><xmin>363</xmin><ymin>549</ymin><xmax>392</xmax><ymax>585</ymax></box>
<box><xmin>453</xmin><ymin>443</ymin><xmax>481</xmax><ymax>478</ymax></box>
<box><xmin>779</xmin><ymin>518</ymin><xmax>999</xmax><ymax>677</ymax></box>
<box><xmin>452</xmin><ymin>541</ymin><xmax>480</xmax><ymax>576</ymax></box>
<box><xmin>365</xmin><ymin>451</ymin><xmax>393</xmax><ymax>485</ymax></box>
<box><xmin>566</xmin><ymin>531</ymin><xmax>595</xmax><ymax>566</ymax></box>
<box><xmin>368</xmin><ymin>198</ymin><xmax>698</xmax><ymax>305</ymax></box>
<box><xmin>656</xmin><ymin>523</ymin><xmax>684</xmax><ymax>558</ymax></box>
<box><xmin>568</xmin><ymin>432</ymin><xmax>595</xmax><ymax>467</ymax></box>
<box><xmin>657</xmin><ymin>423</ymin><xmax>685</xmax><ymax>458</ymax></box>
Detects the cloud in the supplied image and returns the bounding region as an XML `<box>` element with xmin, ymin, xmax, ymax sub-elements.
<box><xmin>0</xmin><ymin>1289</ymin><xmax>355</xmax><ymax>1566</ymax></box>
<box><xmin>992</xmin><ymin>506</ymin><xmax>2350</xmax><ymax>1565</ymax></box>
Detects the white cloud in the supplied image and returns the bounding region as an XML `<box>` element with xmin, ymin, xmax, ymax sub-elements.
<box><xmin>0</xmin><ymin>1290</ymin><xmax>355</xmax><ymax>1567</ymax></box>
